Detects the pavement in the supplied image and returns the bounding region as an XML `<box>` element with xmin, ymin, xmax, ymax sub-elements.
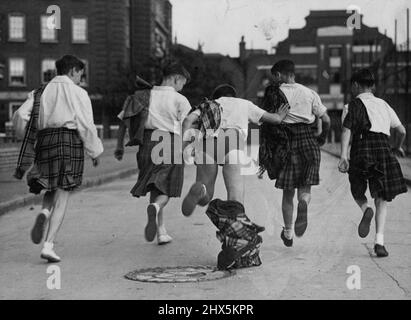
<box><xmin>0</xmin><ymin>140</ymin><xmax>138</xmax><ymax>215</ymax></box>
<box><xmin>0</xmin><ymin>151</ymin><xmax>410</xmax><ymax>300</ymax></box>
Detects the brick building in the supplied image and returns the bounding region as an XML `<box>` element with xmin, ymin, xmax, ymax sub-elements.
<box><xmin>0</xmin><ymin>0</ymin><xmax>172</xmax><ymax>134</ymax></box>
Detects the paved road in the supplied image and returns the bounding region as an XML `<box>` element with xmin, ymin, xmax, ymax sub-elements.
<box><xmin>0</xmin><ymin>152</ymin><xmax>410</xmax><ymax>300</ymax></box>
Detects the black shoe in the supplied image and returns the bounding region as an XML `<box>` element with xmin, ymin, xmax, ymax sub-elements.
<box><xmin>358</xmin><ymin>207</ymin><xmax>374</xmax><ymax>238</ymax></box>
<box><xmin>181</xmin><ymin>183</ymin><xmax>207</xmax><ymax>217</ymax></box>
<box><xmin>31</xmin><ymin>212</ymin><xmax>48</xmax><ymax>244</ymax></box>
<box><xmin>374</xmin><ymin>244</ymin><xmax>389</xmax><ymax>257</ymax></box>
<box><xmin>280</xmin><ymin>228</ymin><xmax>293</xmax><ymax>247</ymax></box>
<box><xmin>295</xmin><ymin>200</ymin><xmax>308</xmax><ymax>237</ymax></box>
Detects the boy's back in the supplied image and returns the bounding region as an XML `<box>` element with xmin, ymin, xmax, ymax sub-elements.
<box><xmin>279</xmin><ymin>82</ymin><xmax>326</xmax><ymax>124</ymax></box>
<box><xmin>146</xmin><ymin>86</ymin><xmax>191</xmax><ymax>135</ymax></box>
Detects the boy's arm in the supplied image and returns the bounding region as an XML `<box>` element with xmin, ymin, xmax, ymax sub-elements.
<box><xmin>260</xmin><ymin>103</ymin><xmax>290</xmax><ymax>125</ymax></box>
<box><xmin>392</xmin><ymin>124</ymin><xmax>406</xmax><ymax>157</ymax></box>
<box><xmin>316</xmin><ymin>112</ymin><xmax>331</xmax><ymax>146</ymax></box>
<box><xmin>74</xmin><ymin>90</ymin><xmax>104</xmax><ymax>160</ymax></box>
<box><xmin>114</xmin><ymin>122</ymin><xmax>127</xmax><ymax>161</ymax></box>
<box><xmin>338</xmin><ymin>127</ymin><xmax>351</xmax><ymax>173</ymax></box>
<box><xmin>182</xmin><ymin>111</ymin><xmax>200</xmax><ymax>150</ymax></box>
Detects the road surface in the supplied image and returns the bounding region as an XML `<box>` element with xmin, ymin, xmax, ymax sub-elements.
<box><xmin>0</xmin><ymin>152</ymin><xmax>410</xmax><ymax>300</ymax></box>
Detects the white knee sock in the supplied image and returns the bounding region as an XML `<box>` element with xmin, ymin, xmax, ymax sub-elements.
<box><xmin>375</xmin><ymin>233</ymin><xmax>384</xmax><ymax>246</ymax></box>
<box><xmin>284</xmin><ymin>228</ymin><xmax>293</xmax><ymax>240</ymax></box>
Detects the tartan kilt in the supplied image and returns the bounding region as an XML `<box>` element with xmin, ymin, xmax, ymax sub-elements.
<box><xmin>131</xmin><ymin>130</ymin><xmax>184</xmax><ymax>198</ymax></box>
<box><xmin>206</xmin><ymin>199</ymin><xmax>263</xmax><ymax>269</ymax></box>
<box><xmin>27</xmin><ymin>128</ymin><xmax>84</xmax><ymax>194</ymax></box>
<box><xmin>275</xmin><ymin>123</ymin><xmax>320</xmax><ymax>189</ymax></box>
<box><xmin>349</xmin><ymin>132</ymin><xmax>407</xmax><ymax>202</ymax></box>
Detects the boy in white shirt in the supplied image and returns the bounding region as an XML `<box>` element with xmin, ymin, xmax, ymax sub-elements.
<box><xmin>181</xmin><ymin>84</ymin><xmax>289</xmax><ymax>216</ymax></box>
<box><xmin>339</xmin><ymin>68</ymin><xmax>407</xmax><ymax>257</ymax></box>
<box><xmin>13</xmin><ymin>55</ymin><xmax>103</xmax><ymax>262</ymax></box>
<box><xmin>115</xmin><ymin>63</ymin><xmax>191</xmax><ymax>245</ymax></box>
<box><xmin>262</xmin><ymin>59</ymin><xmax>331</xmax><ymax>247</ymax></box>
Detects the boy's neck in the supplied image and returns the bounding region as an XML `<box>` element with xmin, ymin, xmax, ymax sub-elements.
<box><xmin>357</xmin><ymin>88</ymin><xmax>373</xmax><ymax>95</ymax></box>
<box><xmin>161</xmin><ymin>79</ymin><xmax>176</xmax><ymax>89</ymax></box>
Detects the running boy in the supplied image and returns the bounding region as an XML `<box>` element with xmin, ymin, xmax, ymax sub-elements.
<box><xmin>115</xmin><ymin>63</ymin><xmax>191</xmax><ymax>245</ymax></box>
<box><xmin>339</xmin><ymin>68</ymin><xmax>407</xmax><ymax>257</ymax></box>
<box><xmin>181</xmin><ymin>84</ymin><xmax>290</xmax><ymax>215</ymax></box>
<box><xmin>262</xmin><ymin>59</ymin><xmax>330</xmax><ymax>247</ymax></box>
<box><xmin>13</xmin><ymin>55</ymin><xmax>103</xmax><ymax>262</ymax></box>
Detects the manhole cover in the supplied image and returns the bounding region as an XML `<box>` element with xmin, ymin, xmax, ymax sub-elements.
<box><xmin>125</xmin><ymin>266</ymin><xmax>235</xmax><ymax>283</ymax></box>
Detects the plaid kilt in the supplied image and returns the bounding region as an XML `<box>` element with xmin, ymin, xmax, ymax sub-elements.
<box><xmin>275</xmin><ymin>123</ymin><xmax>320</xmax><ymax>189</ymax></box>
<box><xmin>131</xmin><ymin>130</ymin><xmax>184</xmax><ymax>198</ymax></box>
<box><xmin>206</xmin><ymin>199</ymin><xmax>263</xmax><ymax>269</ymax></box>
<box><xmin>27</xmin><ymin>128</ymin><xmax>84</xmax><ymax>194</ymax></box>
<box><xmin>349</xmin><ymin>132</ymin><xmax>407</xmax><ymax>202</ymax></box>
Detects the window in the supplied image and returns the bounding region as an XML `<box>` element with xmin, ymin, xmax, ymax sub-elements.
<box><xmin>72</xmin><ymin>17</ymin><xmax>88</xmax><ymax>43</ymax></box>
<box><xmin>41</xmin><ymin>16</ymin><xmax>57</xmax><ymax>42</ymax></box>
<box><xmin>41</xmin><ymin>59</ymin><xmax>56</xmax><ymax>83</ymax></box>
<box><xmin>79</xmin><ymin>59</ymin><xmax>89</xmax><ymax>87</ymax></box>
<box><xmin>8</xmin><ymin>14</ymin><xmax>25</xmax><ymax>41</ymax></box>
<box><xmin>9</xmin><ymin>58</ymin><xmax>26</xmax><ymax>86</ymax></box>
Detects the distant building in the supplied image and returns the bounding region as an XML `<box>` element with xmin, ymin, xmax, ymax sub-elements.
<box><xmin>0</xmin><ymin>0</ymin><xmax>172</xmax><ymax>133</ymax></box>
<box><xmin>241</xmin><ymin>10</ymin><xmax>393</xmax><ymax>110</ymax></box>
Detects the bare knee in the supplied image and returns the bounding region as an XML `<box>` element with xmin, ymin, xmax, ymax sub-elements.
<box><xmin>283</xmin><ymin>189</ymin><xmax>295</xmax><ymax>201</ymax></box>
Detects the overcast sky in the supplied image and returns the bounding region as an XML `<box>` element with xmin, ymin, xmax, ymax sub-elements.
<box><xmin>170</xmin><ymin>0</ymin><xmax>410</xmax><ymax>57</ymax></box>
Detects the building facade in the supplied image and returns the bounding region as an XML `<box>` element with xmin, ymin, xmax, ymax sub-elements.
<box><xmin>0</xmin><ymin>0</ymin><xmax>172</xmax><ymax>133</ymax></box>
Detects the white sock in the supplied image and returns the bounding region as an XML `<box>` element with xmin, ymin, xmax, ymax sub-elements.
<box><xmin>158</xmin><ymin>225</ymin><xmax>167</xmax><ymax>235</ymax></box>
<box><xmin>375</xmin><ymin>233</ymin><xmax>384</xmax><ymax>246</ymax></box>
<box><xmin>284</xmin><ymin>228</ymin><xmax>293</xmax><ymax>240</ymax></box>
<box><xmin>43</xmin><ymin>241</ymin><xmax>54</xmax><ymax>250</ymax></box>
<box><xmin>361</xmin><ymin>204</ymin><xmax>370</xmax><ymax>213</ymax></box>
<box><xmin>41</xmin><ymin>208</ymin><xmax>51</xmax><ymax>218</ymax></box>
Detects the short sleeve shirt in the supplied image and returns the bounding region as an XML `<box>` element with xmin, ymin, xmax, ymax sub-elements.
<box><xmin>279</xmin><ymin>83</ymin><xmax>327</xmax><ymax>124</ymax></box>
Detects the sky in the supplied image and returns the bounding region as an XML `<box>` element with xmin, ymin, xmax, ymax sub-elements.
<box><xmin>170</xmin><ymin>0</ymin><xmax>410</xmax><ymax>57</ymax></box>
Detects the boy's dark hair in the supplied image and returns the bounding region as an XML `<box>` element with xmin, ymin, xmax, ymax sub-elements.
<box><xmin>56</xmin><ymin>55</ymin><xmax>85</xmax><ymax>75</ymax></box>
<box><xmin>271</xmin><ymin>59</ymin><xmax>295</xmax><ymax>75</ymax></box>
<box><xmin>212</xmin><ymin>84</ymin><xmax>237</xmax><ymax>99</ymax></box>
<box><xmin>351</xmin><ymin>68</ymin><xmax>375</xmax><ymax>87</ymax></box>
<box><xmin>163</xmin><ymin>62</ymin><xmax>191</xmax><ymax>82</ymax></box>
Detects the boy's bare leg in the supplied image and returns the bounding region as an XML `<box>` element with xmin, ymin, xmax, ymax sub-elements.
<box><xmin>196</xmin><ymin>164</ymin><xmax>218</xmax><ymax>204</ymax></box>
<box><xmin>282</xmin><ymin>189</ymin><xmax>295</xmax><ymax>239</ymax></box>
<box><xmin>222</xmin><ymin>163</ymin><xmax>244</xmax><ymax>203</ymax></box>
<box><xmin>182</xmin><ymin>164</ymin><xmax>218</xmax><ymax>216</ymax></box>
<box><xmin>44</xmin><ymin>190</ymin><xmax>70</xmax><ymax>244</ymax></box>
<box><xmin>374</xmin><ymin>197</ymin><xmax>387</xmax><ymax>243</ymax></box>
<box><xmin>355</xmin><ymin>195</ymin><xmax>374</xmax><ymax>239</ymax></box>
<box><xmin>295</xmin><ymin>185</ymin><xmax>311</xmax><ymax>237</ymax></box>
<box><xmin>31</xmin><ymin>191</ymin><xmax>55</xmax><ymax>244</ymax></box>
<box><xmin>145</xmin><ymin>189</ymin><xmax>169</xmax><ymax>242</ymax></box>
<box><xmin>373</xmin><ymin>197</ymin><xmax>389</xmax><ymax>257</ymax></box>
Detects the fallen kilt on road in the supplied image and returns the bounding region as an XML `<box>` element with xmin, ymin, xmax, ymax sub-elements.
<box><xmin>205</xmin><ymin>199</ymin><xmax>264</xmax><ymax>270</ymax></box>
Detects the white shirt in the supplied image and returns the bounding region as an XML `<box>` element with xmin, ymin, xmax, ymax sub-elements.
<box><xmin>279</xmin><ymin>83</ymin><xmax>327</xmax><ymax>124</ymax></box>
<box><xmin>342</xmin><ymin>92</ymin><xmax>402</xmax><ymax>136</ymax></box>
<box><xmin>214</xmin><ymin>97</ymin><xmax>266</xmax><ymax>140</ymax></box>
<box><xmin>13</xmin><ymin>76</ymin><xmax>103</xmax><ymax>159</ymax></box>
<box><xmin>143</xmin><ymin>86</ymin><xmax>191</xmax><ymax>135</ymax></box>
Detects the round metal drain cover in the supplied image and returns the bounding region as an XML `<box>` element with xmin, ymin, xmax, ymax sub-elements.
<box><xmin>125</xmin><ymin>266</ymin><xmax>235</xmax><ymax>283</ymax></box>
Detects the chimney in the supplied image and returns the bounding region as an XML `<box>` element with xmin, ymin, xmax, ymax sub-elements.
<box><xmin>239</xmin><ymin>35</ymin><xmax>246</xmax><ymax>62</ymax></box>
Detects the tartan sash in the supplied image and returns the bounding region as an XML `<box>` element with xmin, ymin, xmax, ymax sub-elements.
<box><xmin>14</xmin><ymin>85</ymin><xmax>47</xmax><ymax>180</ymax></box>
<box><xmin>192</xmin><ymin>98</ymin><xmax>222</xmax><ymax>138</ymax></box>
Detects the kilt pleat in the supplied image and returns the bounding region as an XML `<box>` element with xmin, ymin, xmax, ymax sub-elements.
<box><xmin>275</xmin><ymin>124</ymin><xmax>320</xmax><ymax>189</ymax></box>
<box><xmin>131</xmin><ymin>130</ymin><xmax>184</xmax><ymax>198</ymax></box>
<box><xmin>349</xmin><ymin>132</ymin><xmax>407</xmax><ymax>202</ymax></box>
<box><xmin>27</xmin><ymin>128</ymin><xmax>84</xmax><ymax>194</ymax></box>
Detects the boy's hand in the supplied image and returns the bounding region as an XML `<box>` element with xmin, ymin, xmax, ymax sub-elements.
<box><xmin>338</xmin><ymin>157</ymin><xmax>349</xmax><ymax>173</ymax></box>
<box><xmin>92</xmin><ymin>158</ymin><xmax>100</xmax><ymax>167</ymax></box>
<box><xmin>114</xmin><ymin>148</ymin><xmax>124</xmax><ymax>161</ymax></box>
<box><xmin>392</xmin><ymin>147</ymin><xmax>405</xmax><ymax>158</ymax></box>
<box><xmin>277</xmin><ymin>103</ymin><xmax>290</xmax><ymax>120</ymax></box>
